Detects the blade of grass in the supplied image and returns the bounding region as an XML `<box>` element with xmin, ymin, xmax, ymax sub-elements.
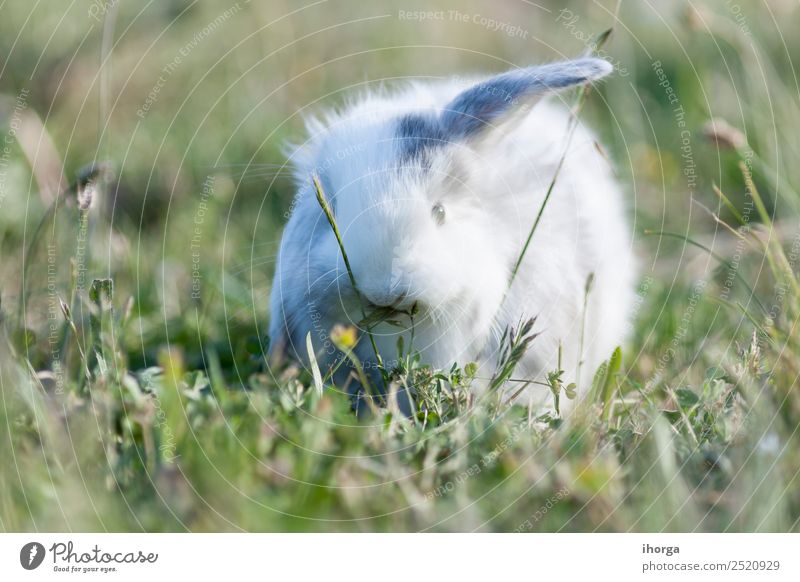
<box><xmin>740</xmin><ymin>161</ymin><xmax>800</xmax><ymax>297</ymax></box>
<box><xmin>643</xmin><ymin>229</ymin><xmax>768</xmax><ymax>316</ymax></box>
<box><xmin>712</xmin><ymin>183</ymin><xmax>746</xmax><ymax>225</ymax></box>
<box><xmin>706</xmin><ymin>294</ymin><xmax>773</xmax><ymax>344</ymax></box>
<box><xmin>600</xmin><ymin>346</ymin><xmax>622</xmax><ymax>422</ymax></box>
<box><xmin>693</xmin><ymin>198</ymin><xmax>747</xmax><ymax>241</ymax></box>
<box><xmin>575</xmin><ymin>272</ymin><xmax>594</xmax><ymax>388</ymax></box>
<box><xmin>305</xmin><ymin>332</ymin><xmax>324</xmax><ymax>397</ymax></box>
<box><xmin>312</xmin><ymin>174</ymin><xmax>382</xmax><ymax>368</ymax></box>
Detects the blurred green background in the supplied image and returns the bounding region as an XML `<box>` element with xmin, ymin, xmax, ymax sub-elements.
<box><xmin>1</xmin><ymin>0</ymin><xmax>799</xmax><ymax>532</ymax></box>
<box><xmin>2</xmin><ymin>0</ymin><xmax>799</xmax><ymax>336</ymax></box>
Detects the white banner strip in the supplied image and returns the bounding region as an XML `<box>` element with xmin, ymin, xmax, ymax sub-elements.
<box><xmin>1</xmin><ymin>533</ymin><xmax>797</xmax><ymax>581</ymax></box>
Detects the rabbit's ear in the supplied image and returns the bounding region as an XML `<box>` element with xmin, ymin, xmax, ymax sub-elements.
<box><xmin>441</xmin><ymin>58</ymin><xmax>612</xmax><ymax>142</ymax></box>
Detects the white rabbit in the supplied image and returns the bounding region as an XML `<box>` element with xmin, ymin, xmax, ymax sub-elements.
<box><xmin>269</xmin><ymin>58</ymin><xmax>635</xmax><ymax>414</ymax></box>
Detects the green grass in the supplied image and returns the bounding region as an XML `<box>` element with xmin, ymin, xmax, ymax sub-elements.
<box><xmin>1</xmin><ymin>0</ymin><xmax>800</xmax><ymax>532</ymax></box>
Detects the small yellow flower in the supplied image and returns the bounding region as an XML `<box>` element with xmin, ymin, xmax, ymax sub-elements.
<box><xmin>330</xmin><ymin>324</ymin><xmax>357</xmax><ymax>350</ymax></box>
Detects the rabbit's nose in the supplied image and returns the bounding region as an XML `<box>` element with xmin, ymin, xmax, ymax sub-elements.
<box><xmin>362</xmin><ymin>279</ymin><xmax>412</xmax><ymax>309</ymax></box>
<box><xmin>364</xmin><ymin>290</ymin><xmax>407</xmax><ymax>309</ymax></box>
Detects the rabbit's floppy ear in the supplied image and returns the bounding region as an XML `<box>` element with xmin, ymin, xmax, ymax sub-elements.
<box><xmin>441</xmin><ymin>58</ymin><xmax>612</xmax><ymax>142</ymax></box>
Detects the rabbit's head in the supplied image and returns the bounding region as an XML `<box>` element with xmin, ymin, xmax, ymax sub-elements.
<box><xmin>271</xmin><ymin>58</ymin><xmax>612</xmax><ymax>371</ymax></box>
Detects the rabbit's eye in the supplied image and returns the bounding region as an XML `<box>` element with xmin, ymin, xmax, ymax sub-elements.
<box><xmin>431</xmin><ymin>203</ymin><xmax>446</xmax><ymax>225</ymax></box>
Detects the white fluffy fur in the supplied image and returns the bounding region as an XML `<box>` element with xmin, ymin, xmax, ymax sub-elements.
<box><xmin>269</xmin><ymin>62</ymin><xmax>635</xmax><ymax>411</ymax></box>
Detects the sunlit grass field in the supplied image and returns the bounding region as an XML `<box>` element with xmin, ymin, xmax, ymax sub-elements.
<box><xmin>1</xmin><ymin>0</ymin><xmax>800</xmax><ymax>531</ymax></box>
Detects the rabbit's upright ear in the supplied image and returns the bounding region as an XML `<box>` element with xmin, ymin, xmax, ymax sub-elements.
<box><xmin>441</xmin><ymin>58</ymin><xmax>612</xmax><ymax>142</ymax></box>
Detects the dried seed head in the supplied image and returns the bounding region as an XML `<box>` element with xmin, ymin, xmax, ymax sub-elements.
<box><xmin>77</xmin><ymin>181</ymin><xmax>95</xmax><ymax>211</ymax></box>
<box><xmin>59</xmin><ymin>297</ymin><xmax>71</xmax><ymax>320</ymax></box>
<box><xmin>702</xmin><ymin>118</ymin><xmax>746</xmax><ymax>150</ymax></box>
